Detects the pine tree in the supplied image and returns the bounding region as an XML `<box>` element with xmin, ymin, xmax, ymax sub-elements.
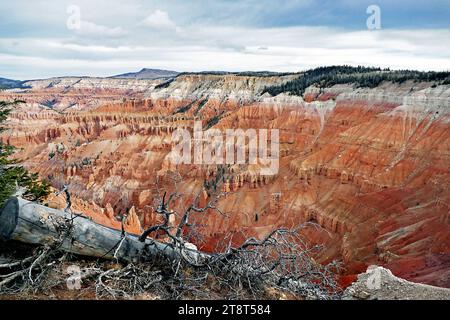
<box><xmin>0</xmin><ymin>100</ymin><xmax>50</xmax><ymax>206</ymax></box>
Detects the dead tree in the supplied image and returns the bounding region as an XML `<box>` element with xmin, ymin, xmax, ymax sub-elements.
<box><xmin>136</xmin><ymin>173</ymin><xmax>341</xmax><ymax>299</ymax></box>
<box><xmin>0</xmin><ymin>197</ymin><xmax>207</xmax><ymax>264</ymax></box>
<box><xmin>0</xmin><ymin>174</ymin><xmax>341</xmax><ymax>299</ymax></box>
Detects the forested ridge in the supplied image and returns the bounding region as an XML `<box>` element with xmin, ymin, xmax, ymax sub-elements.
<box><xmin>262</xmin><ymin>66</ymin><xmax>450</xmax><ymax>97</ymax></box>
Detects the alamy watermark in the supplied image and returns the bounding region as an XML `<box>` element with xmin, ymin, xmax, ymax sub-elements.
<box><xmin>66</xmin><ymin>265</ymin><xmax>82</xmax><ymax>290</ymax></box>
<box><xmin>366</xmin><ymin>267</ymin><xmax>382</xmax><ymax>290</ymax></box>
<box><xmin>367</xmin><ymin>5</ymin><xmax>382</xmax><ymax>30</ymax></box>
<box><xmin>168</xmin><ymin>122</ymin><xmax>280</xmax><ymax>175</ymax></box>
<box><xmin>66</xmin><ymin>5</ymin><xmax>81</xmax><ymax>31</ymax></box>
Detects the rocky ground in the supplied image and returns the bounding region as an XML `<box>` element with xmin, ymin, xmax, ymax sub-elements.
<box><xmin>2</xmin><ymin>241</ymin><xmax>448</xmax><ymax>300</ymax></box>
<box><xmin>343</xmin><ymin>266</ymin><xmax>450</xmax><ymax>300</ymax></box>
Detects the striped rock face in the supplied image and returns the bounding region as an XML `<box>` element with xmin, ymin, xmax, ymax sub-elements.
<box><xmin>1</xmin><ymin>74</ymin><xmax>449</xmax><ymax>288</ymax></box>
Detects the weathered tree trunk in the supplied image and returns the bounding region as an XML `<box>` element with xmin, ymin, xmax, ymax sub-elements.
<box><xmin>0</xmin><ymin>197</ymin><xmax>187</xmax><ymax>263</ymax></box>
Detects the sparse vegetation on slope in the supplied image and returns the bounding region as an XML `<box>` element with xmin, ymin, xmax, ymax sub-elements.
<box><xmin>154</xmin><ymin>78</ymin><xmax>176</xmax><ymax>89</ymax></box>
<box><xmin>177</xmin><ymin>71</ymin><xmax>298</xmax><ymax>77</ymax></box>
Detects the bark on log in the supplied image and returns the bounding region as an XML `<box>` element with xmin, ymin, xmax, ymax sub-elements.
<box><xmin>0</xmin><ymin>197</ymin><xmax>196</xmax><ymax>263</ymax></box>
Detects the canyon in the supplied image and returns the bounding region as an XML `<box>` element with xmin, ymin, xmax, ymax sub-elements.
<box><xmin>1</xmin><ymin>71</ymin><xmax>449</xmax><ymax>288</ymax></box>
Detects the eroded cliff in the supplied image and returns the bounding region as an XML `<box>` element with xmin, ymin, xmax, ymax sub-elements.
<box><xmin>1</xmin><ymin>71</ymin><xmax>449</xmax><ymax>287</ymax></box>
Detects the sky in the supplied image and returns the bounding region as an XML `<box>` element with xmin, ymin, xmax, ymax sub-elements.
<box><xmin>0</xmin><ymin>0</ymin><xmax>449</xmax><ymax>80</ymax></box>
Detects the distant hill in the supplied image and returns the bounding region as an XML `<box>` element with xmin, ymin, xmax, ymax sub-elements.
<box><xmin>0</xmin><ymin>77</ymin><xmax>28</xmax><ymax>89</ymax></box>
<box><xmin>111</xmin><ymin>68</ymin><xmax>179</xmax><ymax>80</ymax></box>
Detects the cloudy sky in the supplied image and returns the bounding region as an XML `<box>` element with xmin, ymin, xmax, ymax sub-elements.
<box><xmin>1</xmin><ymin>0</ymin><xmax>449</xmax><ymax>79</ymax></box>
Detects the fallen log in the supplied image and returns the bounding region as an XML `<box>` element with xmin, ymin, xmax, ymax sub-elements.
<box><xmin>0</xmin><ymin>197</ymin><xmax>203</xmax><ymax>263</ymax></box>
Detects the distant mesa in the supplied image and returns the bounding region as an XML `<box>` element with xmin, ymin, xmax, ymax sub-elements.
<box><xmin>0</xmin><ymin>77</ymin><xmax>29</xmax><ymax>89</ymax></box>
<box><xmin>111</xmin><ymin>68</ymin><xmax>179</xmax><ymax>80</ymax></box>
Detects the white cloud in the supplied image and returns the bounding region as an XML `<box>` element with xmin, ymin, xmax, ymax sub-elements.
<box><xmin>141</xmin><ymin>10</ymin><xmax>177</xmax><ymax>30</ymax></box>
<box><xmin>75</xmin><ymin>20</ymin><xmax>127</xmax><ymax>38</ymax></box>
<box><xmin>2</xmin><ymin>0</ymin><xmax>449</xmax><ymax>80</ymax></box>
<box><xmin>1</xmin><ymin>26</ymin><xmax>449</xmax><ymax>79</ymax></box>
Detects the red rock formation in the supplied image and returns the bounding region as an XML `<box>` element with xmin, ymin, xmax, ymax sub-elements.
<box><xmin>1</xmin><ymin>75</ymin><xmax>449</xmax><ymax>288</ymax></box>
